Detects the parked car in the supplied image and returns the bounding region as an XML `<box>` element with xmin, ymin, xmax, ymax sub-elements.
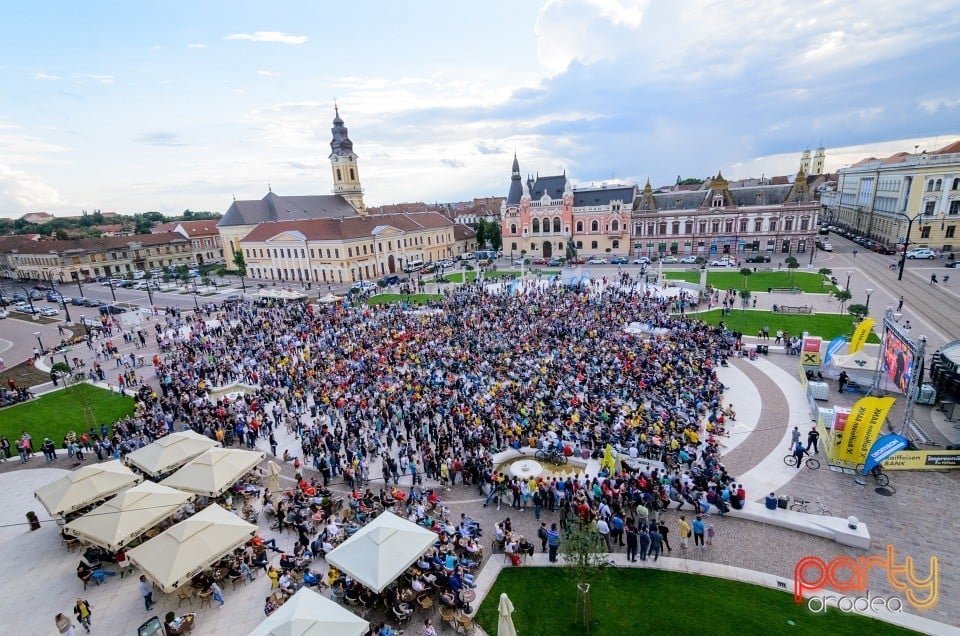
<box><xmin>98</xmin><ymin>305</ymin><xmax>127</xmax><ymax>315</ymax></box>
<box><xmin>610</xmin><ymin>257</ymin><xmax>629</xmax><ymax>264</ymax></box>
<box><xmin>546</xmin><ymin>258</ymin><xmax>565</xmax><ymax>266</ymax></box>
<box><xmin>660</xmin><ymin>256</ymin><xmax>678</xmax><ymax>264</ymax></box>
<box><xmin>945</xmin><ymin>260</ymin><xmax>960</xmax><ymax>268</ymax></box>
<box><xmin>531</xmin><ymin>257</ymin><xmax>548</xmax><ymax>265</ymax></box>
<box><xmin>437</xmin><ymin>259</ymin><xmax>454</xmax><ymax>268</ymax></box>
<box><xmin>820</xmin><ymin>242</ymin><xmax>833</xmax><ymax>252</ymax></box>
<box><xmin>0</xmin><ymin>309</ymin><xmax>8</xmax><ymax>319</ymax></box>
<box><xmin>513</xmin><ymin>258</ymin><xmax>529</xmax><ymax>266</ymax></box>
<box><xmin>83</xmin><ymin>298</ymin><xmax>104</xmax><ymax>307</ymax></box>
<box><xmin>746</xmin><ymin>254</ymin><xmax>771</xmax><ymax>263</ymax></box>
<box><xmin>223</xmin><ymin>294</ymin><xmax>243</xmax><ymax>303</ymax></box>
<box><xmin>710</xmin><ymin>258</ymin><xmax>737</xmax><ymax>267</ymax></box>
<box><xmin>568</xmin><ymin>258</ymin><xmax>586</xmax><ymax>265</ymax></box>
<box><xmin>632</xmin><ymin>257</ymin><xmax>651</xmax><ymax>265</ymax></box>
<box><xmin>382</xmin><ymin>274</ymin><xmax>401</xmax><ymax>286</ymax></box>
<box><xmin>71</xmin><ymin>297</ymin><xmax>86</xmax><ymax>305</ymax></box>
<box><xmin>905</xmin><ymin>248</ymin><xmax>936</xmax><ymax>259</ymax></box>
<box><xmin>39</xmin><ymin>307</ymin><xmax>59</xmax><ymax>317</ymax></box>
<box><xmin>587</xmin><ymin>257</ymin><xmax>608</xmax><ymax>264</ymax></box>
<box><xmin>14</xmin><ymin>302</ymin><xmax>37</xmax><ymax>313</ymax></box>
<box><xmin>679</xmin><ymin>256</ymin><xmax>699</xmax><ymax>264</ymax></box>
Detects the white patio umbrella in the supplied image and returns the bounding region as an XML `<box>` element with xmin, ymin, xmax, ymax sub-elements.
<box><xmin>249</xmin><ymin>588</ymin><xmax>368</xmax><ymax>636</ymax></box>
<box><xmin>325</xmin><ymin>511</ymin><xmax>437</xmax><ymax>593</ymax></box>
<box><xmin>317</xmin><ymin>293</ymin><xmax>343</xmax><ymax>303</ymax></box>
<box><xmin>124</xmin><ymin>430</ymin><xmax>220</xmax><ymax>478</ymax></box>
<box><xmin>159</xmin><ymin>448</ymin><xmax>265</xmax><ymax>497</ymax></box>
<box><xmin>265</xmin><ymin>461</ymin><xmax>281</xmax><ymax>496</ymax></box>
<box><xmin>126</xmin><ymin>504</ymin><xmax>256</xmax><ymax>592</ymax></box>
<box><xmin>64</xmin><ymin>482</ymin><xmax>195</xmax><ymax>551</ymax></box>
<box><xmin>498</xmin><ymin>592</ymin><xmax>518</xmax><ymax>636</ymax></box>
<box><xmin>35</xmin><ymin>460</ymin><xmax>143</xmax><ymax>518</ymax></box>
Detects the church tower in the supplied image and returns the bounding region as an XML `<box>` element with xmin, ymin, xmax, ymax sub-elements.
<box><xmin>800</xmin><ymin>147</ymin><xmax>812</xmax><ymax>174</ymax></box>
<box><xmin>812</xmin><ymin>144</ymin><xmax>826</xmax><ymax>175</ymax></box>
<box><xmin>329</xmin><ymin>107</ymin><xmax>365</xmax><ymax>214</ymax></box>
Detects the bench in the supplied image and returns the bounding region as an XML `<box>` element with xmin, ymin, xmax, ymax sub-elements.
<box><xmin>769</xmin><ymin>287</ymin><xmax>801</xmax><ymax>294</ymax></box>
<box><xmin>772</xmin><ymin>305</ymin><xmax>813</xmax><ymax>314</ymax></box>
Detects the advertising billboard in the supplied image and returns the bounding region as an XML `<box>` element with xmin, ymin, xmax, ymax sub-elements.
<box><xmin>881</xmin><ymin>330</ymin><xmax>914</xmax><ymax>394</ymax></box>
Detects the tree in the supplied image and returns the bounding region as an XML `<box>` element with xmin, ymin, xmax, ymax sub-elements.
<box><xmin>559</xmin><ymin>520</ymin><xmax>609</xmax><ymax>630</ymax></box>
<box><xmin>232</xmin><ymin>250</ymin><xmax>247</xmax><ymax>275</ymax></box>
<box><xmin>784</xmin><ymin>256</ymin><xmax>799</xmax><ymax>284</ymax></box>
<box><xmin>739</xmin><ymin>289</ymin><xmax>751</xmax><ymax>310</ymax></box>
<box><xmin>834</xmin><ymin>289</ymin><xmax>852</xmax><ymax>314</ymax></box>
<box><xmin>848</xmin><ymin>303</ymin><xmax>869</xmax><ymax>321</ymax></box>
<box><xmin>739</xmin><ymin>267</ymin><xmax>753</xmax><ymax>290</ymax></box>
<box><xmin>818</xmin><ymin>267</ymin><xmax>833</xmax><ymax>290</ymax></box>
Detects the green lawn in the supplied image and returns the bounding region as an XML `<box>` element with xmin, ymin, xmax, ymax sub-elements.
<box><xmin>476</xmin><ymin>568</ymin><xmax>918</xmax><ymax>636</ymax></box>
<box><xmin>443</xmin><ymin>272</ymin><xmax>479</xmax><ymax>283</ymax></box>
<box><xmin>665</xmin><ymin>270</ymin><xmax>834</xmax><ymax>293</ymax></box>
<box><xmin>365</xmin><ymin>293</ymin><xmax>443</xmax><ymax>306</ymax></box>
<box><xmin>0</xmin><ymin>383</ymin><xmax>135</xmax><ymax>445</ymax></box>
<box><xmin>691</xmin><ymin>309</ymin><xmax>880</xmax><ymax>342</ymax></box>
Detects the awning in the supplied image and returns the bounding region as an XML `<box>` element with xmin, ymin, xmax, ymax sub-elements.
<box><xmin>124</xmin><ymin>430</ymin><xmax>220</xmax><ymax>478</ymax></box>
<box><xmin>325</xmin><ymin>511</ymin><xmax>437</xmax><ymax>593</ymax></box>
<box><xmin>64</xmin><ymin>482</ymin><xmax>195</xmax><ymax>551</ymax></box>
<box><xmin>34</xmin><ymin>460</ymin><xmax>143</xmax><ymax>518</ymax></box>
<box><xmin>126</xmin><ymin>504</ymin><xmax>256</xmax><ymax>592</ymax></box>
<box><xmin>249</xmin><ymin>588</ymin><xmax>369</xmax><ymax>636</ymax></box>
<box><xmin>159</xmin><ymin>448</ymin><xmax>265</xmax><ymax>498</ymax></box>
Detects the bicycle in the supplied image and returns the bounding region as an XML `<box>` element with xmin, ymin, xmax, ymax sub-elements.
<box><xmin>783</xmin><ymin>454</ymin><xmax>820</xmax><ymax>469</ymax></box>
<box><xmin>534</xmin><ymin>447</ymin><xmax>568</xmax><ymax>465</ymax></box>
<box><xmin>790</xmin><ymin>496</ymin><xmax>831</xmax><ymax>515</ymax></box>
<box><xmin>855</xmin><ymin>464</ymin><xmax>890</xmax><ymax>487</ymax></box>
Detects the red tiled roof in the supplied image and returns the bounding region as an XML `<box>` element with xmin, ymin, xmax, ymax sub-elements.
<box><xmin>239</xmin><ymin>212</ymin><xmax>455</xmax><ymax>243</ymax></box>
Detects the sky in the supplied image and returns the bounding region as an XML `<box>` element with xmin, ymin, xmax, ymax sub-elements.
<box><xmin>1</xmin><ymin>0</ymin><xmax>959</xmax><ymax>217</ymax></box>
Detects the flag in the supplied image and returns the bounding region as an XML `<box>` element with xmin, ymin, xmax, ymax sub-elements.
<box><xmin>824</xmin><ymin>337</ymin><xmax>846</xmax><ymax>365</ymax></box>
<box><xmin>849</xmin><ymin>318</ymin><xmax>875</xmax><ymax>354</ymax></box>
<box><xmin>835</xmin><ymin>396</ymin><xmax>896</xmax><ymax>463</ymax></box>
<box><xmin>861</xmin><ymin>433</ymin><xmax>909</xmax><ymax>474</ymax></box>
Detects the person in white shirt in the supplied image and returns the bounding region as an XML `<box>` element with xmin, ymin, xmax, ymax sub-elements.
<box><xmin>596</xmin><ymin>518</ymin><xmax>611</xmax><ymax>551</ymax></box>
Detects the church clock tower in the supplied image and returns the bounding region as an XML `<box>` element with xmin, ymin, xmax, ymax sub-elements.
<box><xmin>329</xmin><ymin>106</ymin><xmax>366</xmax><ymax>214</ymax></box>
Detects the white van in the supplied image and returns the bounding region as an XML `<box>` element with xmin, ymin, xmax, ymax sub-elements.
<box><xmin>402</xmin><ymin>259</ymin><xmax>424</xmax><ymax>273</ymax></box>
<box><xmin>131</xmin><ymin>270</ymin><xmax>146</xmax><ymax>280</ymax></box>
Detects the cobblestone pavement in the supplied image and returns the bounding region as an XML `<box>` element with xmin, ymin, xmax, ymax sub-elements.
<box><xmin>5</xmin><ymin>303</ymin><xmax>959</xmax><ymax>631</ymax></box>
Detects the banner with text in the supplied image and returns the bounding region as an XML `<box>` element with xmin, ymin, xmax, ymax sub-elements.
<box><xmin>835</xmin><ymin>396</ymin><xmax>896</xmax><ymax>464</ymax></box>
<box><xmin>849</xmin><ymin>318</ymin><xmax>876</xmax><ymax>354</ymax></box>
<box><xmin>862</xmin><ymin>433</ymin><xmax>909</xmax><ymax>474</ymax></box>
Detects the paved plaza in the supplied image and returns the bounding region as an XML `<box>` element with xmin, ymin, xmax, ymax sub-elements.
<box><xmin>0</xmin><ymin>272</ymin><xmax>958</xmax><ymax>635</ymax></box>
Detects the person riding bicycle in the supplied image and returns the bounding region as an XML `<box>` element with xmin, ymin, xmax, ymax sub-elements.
<box><xmin>792</xmin><ymin>441</ymin><xmax>807</xmax><ymax>469</ymax></box>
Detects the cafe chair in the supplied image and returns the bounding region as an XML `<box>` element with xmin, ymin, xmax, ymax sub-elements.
<box><xmin>197</xmin><ymin>589</ymin><xmax>213</xmax><ymax>609</ymax></box>
<box><xmin>417</xmin><ymin>593</ymin><xmax>434</xmax><ymax>611</ymax></box>
<box><xmin>177</xmin><ymin>587</ymin><xmax>195</xmax><ymax>608</ymax></box>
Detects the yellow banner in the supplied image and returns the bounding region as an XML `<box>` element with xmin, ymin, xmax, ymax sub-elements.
<box><xmin>849</xmin><ymin>318</ymin><xmax>876</xmax><ymax>354</ymax></box>
<box><xmin>835</xmin><ymin>396</ymin><xmax>895</xmax><ymax>463</ymax></box>
<box><xmin>882</xmin><ymin>450</ymin><xmax>960</xmax><ymax>470</ymax></box>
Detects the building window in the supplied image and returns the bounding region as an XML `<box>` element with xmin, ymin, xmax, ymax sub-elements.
<box><xmin>711</xmin><ymin>221</ymin><xmax>720</xmax><ymax>233</ymax></box>
<box><xmin>927</xmin><ymin>179</ymin><xmax>934</xmax><ymax>192</ymax></box>
<box><xmin>576</xmin><ymin>241</ymin><xmax>583</xmax><ymax>249</ymax></box>
<box><xmin>946</xmin><ymin>226</ymin><xmax>956</xmax><ymax>238</ymax></box>
<box><xmin>590</xmin><ymin>220</ymin><xmax>599</xmax><ymax>232</ymax></box>
<box><xmin>532</xmin><ymin>218</ymin><xmax>540</xmax><ymax>233</ymax></box>
<box><xmin>350</xmin><ymin>168</ymin><xmax>355</xmax><ymax>180</ymax></box>
<box><xmin>724</xmin><ymin>221</ymin><xmax>733</xmax><ymax>233</ymax></box>
<box><xmin>590</xmin><ymin>241</ymin><xmax>598</xmax><ymax>249</ymax></box>
<box><xmin>920</xmin><ymin>226</ymin><xmax>931</xmax><ymax>239</ymax></box>
<box><xmin>785</xmin><ymin>219</ymin><xmax>794</xmax><ymax>231</ymax></box>
<box><xmin>511</xmin><ymin>242</ymin><xmax>518</xmax><ymax>251</ymax></box>
<box><xmin>685</xmin><ymin>221</ymin><xmax>693</xmax><ymax>234</ymax></box>
<box><xmin>739</xmin><ymin>219</ymin><xmax>748</xmax><ymax>233</ymax></box>
<box><xmin>659</xmin><ymin>222</ymin><xmax>667</xmax><ymax>235</ymax></box>
<box><xmin>769</xmin><ymin>219</ymin><xmax>778</xmax><ymax>232</ymax></box>
<box><xmin>698</xmin><ymin>222</ymin><xmax>706</xmax><ymax>233</ymax></box>
<box><xmin>936</xmin><ymin>179</ymin><xmax>942</xmax><ymax>191</ymax></box>
<box><xmin>612</xmin><ymin>240</ymin><xmax>619</xmax><ymax>249</ymax></box>
<box><xmin>576</xmin><ymin>221</ymin><xmax>584</xmax><ymax>232</ymax></box>
<box><xmin>800</xmin><ymin>218</ymin><xmax>810</xmax><ymax>231</ymax></box>
<box><xmin>953</xmin><ymin>178</ymin><xmax>960</xmax><ymax>191</ymax></box>
<box><xmin>950</xmin><ymin>201</ymin><xmax>960</xmax><ymax>215</ymax></box>
<box><xmin>611</xmin><ymin>220</ymin><xmax>619</xmax><ymax>232</ymax></box>
<box><xmin>925</xmin><ymin>201</ymin><xmax>936</xmax><ymax>215</ymax></box>
<box><xmin>336</xmin><ymin>169</ymin><xmax>342</xmax><ymax>182</ymax></box>
<box><xmin>647</xmin><ymin>223</ymin><xmax>655</xmax><ymax>235</ymax></box>
<box><xmin>672</xmin><ymin>221</ymin><xmax>680</xmax><ymax>234</ymax></box>
<box><xmin>554</xmin><ymin>217</ymin><xmax>562</xmax><ymax>232</ymax></box>
<box><xmin>510</xmin><ymin>224</ymin><xmax>517</xmax><ymax>234</ymax></box>
<box><xmin>634</xmin><ymin>223</ymin><xmax>641</xmax><ymax>235</ymax></box>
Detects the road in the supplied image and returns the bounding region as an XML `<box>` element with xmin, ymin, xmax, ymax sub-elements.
<box><xmin>815</xmin><ymin>234</ymin><xmax>959</xmax><ymax>354</ymax></box>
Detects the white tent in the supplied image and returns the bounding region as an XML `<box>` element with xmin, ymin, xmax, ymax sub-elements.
<box><xmin>126</xmin><ymin>504</ymin><xmax>256</xmax><ymax>592</ymax></box>
<box><xmin>34</xmin><ymin>460</ymin><xmax>143</xmax><ymax>518</ymax></box>
<box><xmin>822</xmin><ymin>346</ymin><xmax>880</xmax><ymax>386</ymax></box>
<box><xmin>64</xmin><ymin>482</ymin><xmax>195</xmax><ymax>551</ymax></box>
<box><xmin>326</xmin><ymin>511</ymin><xmax>437</xmax><ymax>593</ymax></box>
<box><xmin>124</xmin><ymin>430</ymin><xmax>220</xmax><ymax>478</ymax></box>
<box><xmin>317</xmin><ymin>293</ymin><xmax>344</xmax><ymax>304</ymax></box>
<box><xmin>249</xmin><ymin>588</ymin><xmax>369</xmax><ymax>636</ymax></box>
<box><xmin>159</xmin><ymin>448</ymin><xmax>265</xmax><ymax>497</ymax></box>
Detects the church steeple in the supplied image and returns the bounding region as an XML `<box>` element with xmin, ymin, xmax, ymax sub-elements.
<box><xmin>328</xmin><ymin>107</ymin><xmax>364</xmax><ymax>214</ymax></box>
<box><xmin>506</xmin><ymin>153</ymin><xmax>523</xmax><ymax>205</ymax></box>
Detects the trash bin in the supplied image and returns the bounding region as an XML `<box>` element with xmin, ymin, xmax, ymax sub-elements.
<box><xmin>26</xmin><ymin>511</ymin><xmax>41</xmax><ymax>531</ymax></box>
<box><xmin>777</xmin><ymin>496</ymin><xmax>790</xmax><ymax>510</ymax></box>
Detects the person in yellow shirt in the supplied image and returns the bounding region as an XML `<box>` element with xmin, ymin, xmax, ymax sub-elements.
<box><xmin>678</xmin><ymin>516</ymin><xmax>691</xmax><ymax>550</ymax></box>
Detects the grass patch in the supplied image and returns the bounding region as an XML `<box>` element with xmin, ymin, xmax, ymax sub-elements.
<box><xmin>665</xmin><ymin>270</ymin><xmax>834</xmax><ymax>293</ymax></box>
<box><xmin>691</xmin><ymin>309</ymin><xmax>880</xmax><ymax>342</ymax></box>
<box><xmin>365</xmin><ymin>293</ymin><xmax>443</xmax><ymax>306</ymax></box>
<box><xmin>475</xmin><ymin>568</ymin><xmax>918</xmax><ymax>636</ymax></box>
<box><xmin>0</xmin><ymin>383</ymin><xmax>135</xmax><ymax>443</ymax></box>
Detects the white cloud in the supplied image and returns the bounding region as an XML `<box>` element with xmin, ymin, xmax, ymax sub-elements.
<box><xmin>0</xmin><ymin>163</ymin><xmax>67</xmax><ymax>210</ymax></box>
<box><xmin>73</xmin><ymin>73</ymin><xmax>115</xmax><ymax>85</ymax></box>
<box><xmin>223</xmin><ymin>31</ymin><xmax>307</xmax><ymax>45</ymax></box>
<box><xmin>918</xmin><ymin>97</ymin><xmax>960</xmax><ymax>114</ymax></box>
<box><xmin>187</xmin><ymin>43</ymin><xmax>206</xmax><ymax>49</ymax></box>
<box><xmin>32</xmin><ymin>73</ymin><xmax>60</xmax><ymax>81</ymax></box>
<box><xmin>536</xmin><ymin>0</ymin><xmax>649</xmax><ymax>73</ymax></box>
<box><xmin>256</xmin><ymin>70</ymin><xmax>280</xmax><ymax>77</ymax></box>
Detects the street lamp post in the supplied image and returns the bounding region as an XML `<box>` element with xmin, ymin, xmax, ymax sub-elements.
<box><xmin>845</xmin><ymin>273</ymin><xmax>851</xmax><ymax>295</ymax></box>
<box><xmin>865</xmin><ymin>288</ymin><xmax>874</xmax><ymax>311</ymax></box>
<box><xmin>49</xmin><ymin>289</ymin><xmax>72</xmax><ymax>324</ymax></box>
<box><xmin>80</xmin><ymin>316</ymin><xmax>89</xmax><ymax>337</ymax></box>
<box><xmin>896</xmin><ymin>212</ymin><xmax>923</xmax><ymax>281</ymax></box>
<box><xmin>146</xmin><ymin>284</ymin><xmax>154</xmax><ymax>309</ymax></box>
<box><xmin>12</xmin><ymin>285</ymin><xmax>36</xmax><ymax>315</ymax></box>
<box><xmin>72</xmin><ymin>272</ymin><xmax>85</xmax><ymax>298</ymax></box>
<box><xmin>108</xmin><ymin>281</ymin><xmax>117</xmax><ymax>302</ymax></box>
<box><xmin>34</xmin><ymin>331</ymin><xmax>44</xmax><ymax>354</ymax></box>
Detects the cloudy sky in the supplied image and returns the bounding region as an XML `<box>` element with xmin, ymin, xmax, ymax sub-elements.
<box><xmin>1</xmin><ymin>0</ymin><xmax>958</xmax><ymax>216</ymax></box>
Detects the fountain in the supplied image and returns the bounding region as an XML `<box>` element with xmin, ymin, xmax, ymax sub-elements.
<box><xmin>508</xmin><ymin>459</ymin><xmax>544</xmax><ymax>480</ymax></box>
